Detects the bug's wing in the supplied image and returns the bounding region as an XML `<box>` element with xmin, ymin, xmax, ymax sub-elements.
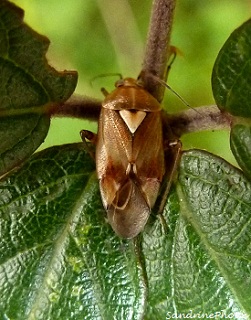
<box><xmin>96</xmin><ymin>108</ymin><xmax>132</xmax><ymax>207</ymax></box>
<box><xmin>106</xmin><ymin>178</ymin><xmax>150</xmax><ymax>239</ymax></box>
<box><xmin>132</xmin><ymin>112</ymin><xmax>165</xmax><ymax>208</ymax></box>
<box><xmin>96</xmin><ymin>108</ymin><xmax>165</xmax><ymax>238</ymax></box>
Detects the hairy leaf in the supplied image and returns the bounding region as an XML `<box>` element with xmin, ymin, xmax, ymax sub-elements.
<box><xmin>0</xmin><ymin>1</ymin><xmax>78</xmax><ymax>176</ymax></box>
<box><xmin>0</xmin><ymin>146</ymin><xmax>250</xmax><ymax>319</ymax></box>
<box><xmin>230</xmin><ymin>124</ymin><xmax>251</xmax><ymax>180</ymax></box>
<box><xmin>0</xmin><ymin>144</ymin><xmax>147</xmax><ymax>320</ymax></box>
<box><xmin>177</xmin><ymin>150</ymin><xmax>251</xmax><ymax>318</ymax></box>
<box><xmin>212</xmin><ymin>19</ymin><xmax>251</xmax><ymax>117</ymax></box>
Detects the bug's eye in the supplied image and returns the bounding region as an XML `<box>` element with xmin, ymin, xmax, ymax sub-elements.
<box><xmin>115</xmin><ymin>79</ymin><xmax>124</xmax><ymax>87</ymax></box>
<box><xmin>136</xmin><ymin>78</ymin><xmax>144</xmax><ymax>87</ymax></box>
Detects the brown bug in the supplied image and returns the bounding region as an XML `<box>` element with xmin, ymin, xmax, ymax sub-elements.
<box><xmin>82</xmin><ymin>77</ymin><xmax>179</xmax><ymax>238</ymax></box>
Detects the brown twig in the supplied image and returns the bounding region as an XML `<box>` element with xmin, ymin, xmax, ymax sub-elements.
<box><xmin>49</xmin><ymin>94</ymin><xmax>101</xmax><ymax>121</ymax></box>
<box><xmin>167</xmin><ymin>105</ymin><xmax>232</xmax><ymax>137</ymax></box>
<box><xmin>139</xmin><ymin>0</ymin><xmax>176</xmax><ymax>102</ymax></box>
<box><xmin>50</xmin><ymin>93</ymin><xmax>231</xmax><ymax>137</ymax></box>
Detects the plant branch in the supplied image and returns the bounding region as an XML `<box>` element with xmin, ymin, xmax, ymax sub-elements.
<box><xmin>167</xmin><ymin>105</ymin><xmax>232</xmax><ymax>137</ymax></box>
<box><xmin>49</xmin><ymin>94</ymin><xmax>101</xmax><ymax>121</ymax></box>
<box><xmin>50</xmin><ymin>94</ymin><xmax>232</xmax><ymax>138</ymax></box>
<box><xmin>139</xmin><ymin>0</ymin><xmax>176</xmax><ymax>102</ymax></box>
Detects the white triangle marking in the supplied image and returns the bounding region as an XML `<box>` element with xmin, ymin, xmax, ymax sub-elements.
<box><xmin>119</xmin><ymin>110</ymin><xmax>146</xmax><ymax>133</ymax></box>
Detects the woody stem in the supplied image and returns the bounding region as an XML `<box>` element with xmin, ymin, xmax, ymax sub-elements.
<box><xmin>140</xmin><ymin>0</ymin><xmax>176</xmax><ymax>102</ymax></box>
<box><xmin>166</xmin><ymin>105</ymin><xmax>232</xmax><ymax>137</ymax></box>
<box><xmin>50</xmin><ymin>96</ymin><xmax>232</xmax><ymax>136</ymax></box>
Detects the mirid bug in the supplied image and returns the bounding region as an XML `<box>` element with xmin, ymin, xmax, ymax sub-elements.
<box><xmin>82</xmin><ymin>77</ymin><xmax>167</xmax><ymax>238</ymax></box>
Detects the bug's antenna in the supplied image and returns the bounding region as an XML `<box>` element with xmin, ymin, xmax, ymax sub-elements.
<box><xmin>143</xmin><ymin>73</ymin><xmax>201</xmax><ymax>115</ymax></box>
<box><xmin>90</xmin><ymin>73</ymin><xmax>122</xmax><ymax>87</ymax></box>
<box><xmin>164</xmin><ymin>79</ymin><xmax>201</xmax><ymax>114</ymax></box>
<box><xmin>139</xmin><ymin>46</ymin><xmax>200</xmax><ymax>114</ymax></box>
<box><xmin>157</xmin><ymin>78</ymin><xmax>191</xmax><ymax>108</ymax></box>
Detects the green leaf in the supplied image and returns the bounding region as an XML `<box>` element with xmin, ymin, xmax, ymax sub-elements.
<box><xmin>230</xmin><ymin>123</ymin><xmax>251</xmax><ymax>180</ymax></box>
<box><xmin>0</xmin><ymin>114</ymin><xmax>50</xmax><ymax>177</ymax></box>
<box><xmin>0</xmin><ymin>1</ymin><xmax>78</xmax><ymax>176</ymax></box>
<box><xmin>1</xmin><ymin>145</ymin><xmax>251</xmax><ymax>319</ymax></box>
<box><xmin>177</xmin><ymin>149</ymin><xmax>251</xmax><ymax>317</ymax></box>
<box><xmin>0</xmin><ymin>144</ymin><xmax>147</xmax><ymax>320</ymax></box>
<box><xmin>211</xmin><ymin>19</ymin><xmax>251</xmax><ymax>117</ymax></box>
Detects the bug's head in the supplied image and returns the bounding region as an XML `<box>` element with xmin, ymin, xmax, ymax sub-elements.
<box><xmin>115</xmin><ymin>78</ymin><xmax>143</xmax><ymax>89</ymax></box>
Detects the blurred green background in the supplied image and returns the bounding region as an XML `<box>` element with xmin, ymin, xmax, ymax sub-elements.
<box><xmin>11</xmin><ymin>0</ymin><xmax>251</xmax><ymax>165</ymax></box>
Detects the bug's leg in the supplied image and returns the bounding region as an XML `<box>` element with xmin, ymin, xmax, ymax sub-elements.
<box><xmin>101</xmin><ymin>87</ymin><xmax>109</xmax><ymax>96</ymax></box>
<box><xmin>132</xmin><ymin>235</ymin><xmax>148</xmax><ymax>290</ymax></box>
<box><xmin>157</xmin><ymin>140</ymin><xmax>182</xmax><ymax>233</ymax></box>
<box><xmin>166</xmin><ymin>45</ymin><xmax>182</xmax><ymax>78</ymax></box>
<box><xmin>156</xmin><ymin>138</ymin><xmax>182</xmax><ymax>233</ymax></box>
<box><xmin>80</xmin><ymin>129</ymin><xmax>97</xmax><ymax>159</ymax></box>
<box><xmin>160</xmin><ymin>139</ymin><xmax>182</xmax><ymax>212</ymax></box>
<box><xmin>80</xmin><ymin>130</ymin><xmax>97</xmax><ymax>143</ymax></box>
<box><xmin>155</xmin><ymin>110</ymin><xmax>183</xmax><ymax>232</ymax></box>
